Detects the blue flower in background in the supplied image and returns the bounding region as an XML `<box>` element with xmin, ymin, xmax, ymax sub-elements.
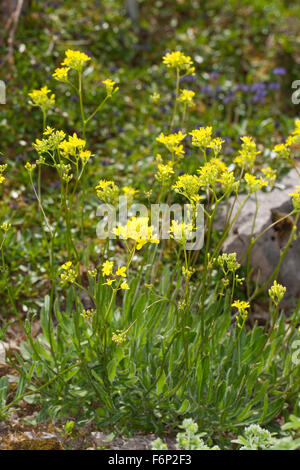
<box><xmin>272</xmin><ymin>67</ymin><xmax>286</xmax><ymax>76</ymax></box>
<box><xmin>268</xmin><ymin>82</ymin><xmax>281</xmax><ymax>91</ymax></box>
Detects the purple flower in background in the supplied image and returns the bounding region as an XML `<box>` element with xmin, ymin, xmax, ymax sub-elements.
<box><xmin>209</xmin><ymin>71</ymin><xmax>220</xmax><ymax>80</ymax></box>
<box><xmin>272</xmin><ymin>67</ymin><xmax>286</xmax><ymax>76</ymax></box>
<box><xmin>225</xmin><ymin>147</ymin><xmax>234</xmax><ymax>155</ymax></box>
<box><xmin>180</xmin><ymin>75</ymin><xmax>197</xmax><ymax>84</ymax></box>
<box><xmin>200</xmin><ymin>85</ymin><xmax>213</xmax><ymax>96</ymax></box>
<box><xmin>223</xmin><ymin>91</ymin><xmax>236</xmax><ymax>104</ymax></box>
<box><xmin>268</xmin><ymin>82</ymin><xmax>281</xmax><ymax>91</ymax></box>
<box><xmin>236</xmin><ymin>84</ymin><xmax>250</xmax><ymax>93</ymax></box>
<box><xmin>247</xmin><ymin>82</ymin><xmax>267</xmax><ymax>103</ymax></box>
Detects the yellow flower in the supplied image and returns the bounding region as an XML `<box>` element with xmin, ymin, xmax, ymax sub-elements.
<box><xmin>28</xmin><ymin>86</ymin><xmax>55</xmax><ymax>112</ymax></box>
<box><xmin>59</xmin><ymin>133</ymin><xmax>86</xmax><ymax>157</ymax></box>
<box><xmin>289</xmin><ymin>186</ymin><xmax>300</xmax><ymax>211</ymax></box>
<box><xmin>112</xmin><ymin>331</ymin><xmax>127</xmax><ymax>345</ymax></box>
<box><xmin>207</xmin><ymin>138</ymin><xmax>225</xmax><ymax>156</ymax></box>
<box><xmin>102</xmin><ymin>79</ymin><xmax>119</xmax><ymax>97</ymax></box>
<box><xmin>61</xmin><ymin>261</ymin><xmax>72</xmax><ymax>270</ymax></box>
<box><xmin>172</xmin><ymin>174</ymin><xmax>200</xmax><ymax>201</ymax></box>
<box><xmin>232</xmin><ymin>300</ymin><xmax>250</xmax><ymax>312</ymax></box>
<box><xmin>52</xmin><ymin>67</ymin><xmax>70</xmax><ymax>82</ymax></box>
<box><xmin>79</xmin><ymin>150</ymin><xmax>94</xmax><ymax>165</ymax></box>
<box><xmin>268</xmin><ymin>280</ymin><xmax>286</xmax><ymax>305</ymax></box>
<box><xmin>113</xmin><ymin>216</ymin><xmax>159</xmax><ymax>250</ymax></box>
<box><xmin>155</xmin><ymin>161</ymin><xmax>175</xmax><ymax>184</ymax></box>
<box><xmin>197</xmin><ymin>158</ymin><xmax>227</xmax><ymax>188</ymax></box>
<box><xmin>0</xmin><ymin>164</ymin><xmax>7</xmax><ymax>184</ymax></box>
<box><xmin>0</xmin><ymin>222</ymin><xmax>11</xmax><ymax>232</ymax></box>
<box><xmin>60</xmin><ymin>262</ymin><xmax>76</xmax><ymax>283</ymax></box>
<box><xmin>33</xmin><ymin>130</ymin><xmax>66</xmax><ymax>154</ymax></box>
<box><xmin>190</xmin><ymin>127</ymin><xmax>213</xmax><ymax>148</ymax></box>
<box><xmin>179</xmin><ymin>89</ymin><xmax>195</xmax><ymax>106</ymax></box>
<box><xmin>43</xmin><ymin>126</ymin><xmax>55</xmax><ymax>135</ymax></box>
<box><xmin>182</xmin><ymin>266</ymin><xmax>194</xmax><ymax>280</ymax></box>
<box><xmin>95</xmin><ymin>179</ymin><xmax>119</xmax><ymax>205</ymax></box>
<box><xmin>120</xmin><ymin>280</ymin><xmax>129</xmax><ymax>290</ymax></box>
<box><xmin>156</xmin><ymin>131</ymin><xmax>186</xmax><ymax>155</ymax></box>
<box><xmin>122</xmin><ymin>186</ymin><xmax>138</xmax><ymax>202</ymax></box>
<box><xmin>81</xmin><ymin>309</ymin><xmax>95</xmax><ymax>321</ymax></box>
<box><xmin>232</xmin><ymin>300</ymin><xmax>250</xmax><ymax>327</ymax></box>
<box><xmin>234</xmin><ymin>136</ymin><xmax>260</xmax><ymax>169</ymax></box>
<box><xmin>162</xmin><ymin>51</ymin><xmax>195</xmax><ymax>74</ymax></box>
<box><xmin>261</xmin><ymin>167</ymin><xmax>277</xmax><ymax>188</ymax></box>
<box><xmin>150</xmin><ymin>92</ymin><xmax>160</xmax><ymax>102</ymax></box>
<box><xmin>104</xmin><ymin>278</ymin><xmax>115</xmax><ymax>286</ymax></box>
<box><xmin>244</xmin><ymin>173</ymin><xmax>268</xmax><ymax>193</ymax></box>
<box><xmin>170</xmin><ymin>220</ymin><xmax>194</xmax><ymax>244</ymax></box>
<box><xmin>61</xmin><ymin>49</ymin><xmax>91</xmax><ymax>71</ymax></box>
<box><xmin>217</xmin><ymin>253</ymin><xmax>240</xmax><ymax>273</ymax></box>
<box><xmin>116</xmin><ymin>266</ymin><xmax>127</xmax><ymax>277</ymax></box>
<box><xmin>25</xmin><ymin>162</ymin><xmax>36</xmax><ymax>172</ymax></box>
<box><xmin>217</xmin><ymin>171</ymin><xmax>239</xmax><ymax>194</ymax></box>
<box><xmin>102</xmin><ymin>260</ymin><xmax>114</xmax><ymax>277</ymax></box>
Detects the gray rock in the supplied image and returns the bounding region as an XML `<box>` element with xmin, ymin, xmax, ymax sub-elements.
<box><xmin>217</xmin><ymin>168</ymin><xmax>300</xmax><ymax>307</ymax></box>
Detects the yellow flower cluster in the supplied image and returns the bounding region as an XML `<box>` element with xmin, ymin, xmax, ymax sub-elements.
<box><xmin>261</xmin><ymin>167</ymin><xmax>277</xmax><ymax>189</ymax></box>
<box><xmin>102</xmin><ymin>79</ymin><xmax>119</xmax><ymax>97</ymax></box>
<box><xmin>122</xmin><ymin>186</ymin><xmax>138</xmax><ymax>203</ymax></box>
<box><xmin>57</xmin><ymin>163</ymin><xmax>73</xmax><ymax>182</ymax></box>
<box><xmin>244</xmin><ymin>173</ymin><xmax>268</xmax><ymax>193</ymax></box>
<box><xmin>217</xmin><ymin>171</ymin><xmax>239</xmax><ymax>194</ymax></box>
<box><xmin>217</xmin><ymin>253</ymin><xmax>240</xmax><ymax>273</ymax></box>
<box><xmin>234</xmin><ymin>136</ymin><xmax>261</xmax><ymax>169</ymax></box>
<box><xmin>113</xmin><ymin>216</ymin><xmax>159</xmax><ymax>250</ymax></box>
<box><xmin>102</xmin><ymin>260</ymin><xmax>129</xmax><ymax>289</ymax></box>
<box><xmin>28</xmin><ymin>86</ymin><xmax>55</xmax><ymax>112</ymax></box>
<box><xmin>162</xmin><ymin>51</ymin><xmax>195</xmax><ymax>74</ymax></box>
<box><xmin>60</xmin><ymin>261</ymin><xmax>76</xmax><ymax>283</ymax></box>
<box><xmin>61</xmin><ymin>49</ymin><xmax>91</xmax><ymax>71</ymax></box>
<box><xmin>150</xmin><ymin>92</ymin><xmax>160</xmax><ymax>103</ymax></box>
<box><xmin>273</xmin><ymin>143</ymin><xmax>290</xmax><ymax>159</ymax></box>
<box><xmin>207</xmin><ymin>137</ymin><xmax>225</xmax><ymax>156</ymax></box>
<box><xmin>273</xmin><ymin>120</ymin><xmax>300</xmax><ymax>161</ymax></box>
<box><xmin>59</xmin><ymin>133</ymin><xmax>86</xmax><ymax>156</ymax></box>
<box><xmin>190</xmin><ymin>127</ymin><xmax>213</xmax><ymax>149</ymax></box>
<box><xmin>52</xmin><ymin>50</ymin><xmax>91</xmax><ymax>81</ymax></box>
<box><xmin>95</xmin><ymin>179</ymin><xmax>119</xmax><ymax>205</ymax></box>
<box><xmin>182</xmin><ymin>265</ymin><xmax>194</xmax><ymax>281</ymax></box>
<box><xmin>172</xmin><ymin>174</ymin><xmax>201</xmax><ymax>202</ymax></box>
<box><xmin>112</xmin><ymin>330</ymin><xmax>127</xmax><ymax>345</ymax></box>
<box><xmin>155</xmin><ymin>161</ymin><xmax>175</xmax><ymax>184</ymax></box>
<box><xmin>170</xmin><ymin>220</ymin><xmax>194</xmax><ymax>245</ymax></box>
<box><xmin>81</xmin><ymin>309</ymin><xmax>95</xmax><ymax>321</ymax></box>
<box><xmin>0</xmin><ymin>164</ymin><xmax>7</xmax><ymax>184</ymax></box>
<box><xmin>197</xmin><ymin>158</ymin><xmax>227</xmax><ymax>188</ymax></box>
<box><xmin>53</xmin><ymin>67</ymin><xmax>70</xmax><ymax>82</ymax></box>
<box><xmin>232</xmin><ymin>300</ymin><xmax>250</xmax><ymax>328</ymax></box>
<box><xmin>179</xmin><ymin>89</ymin><xmax>195</xmax><ymax>106</ymax></box>
<box><xmin>289</xmin><ymin>186</ymin><xmax>300</xmax><ymax>211</ymax></box>
<box><xmin>33</xmin><ymin>128</ymin><xmax>66</xmax><ymax>154</ymax></box>
<box><xmin>268</xmin><ymin>280</ymin><xmax>286</xmax><ymax>306</ymax></box>
<box><xmin>25</xmin><ymin>162</ymin><xmax>36</xmax><ymax>172</ymax></box>
<box><xmin>0</xmin><ymin>222</ymin><xmax>11</xmax><ymax>232</ymax></box>
<box><xmin>156</xmin><ymin>131</ymin><xmax>186</xmax><ymax>157</ymax></box>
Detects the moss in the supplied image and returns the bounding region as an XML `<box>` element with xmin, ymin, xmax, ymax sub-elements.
<box><xmin>6</xmin><ymin>438</ymin><xmax>63</xmax><ymax>450</ymax></box>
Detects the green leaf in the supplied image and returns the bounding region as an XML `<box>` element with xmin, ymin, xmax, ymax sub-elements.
<box><xmin>156</xmin><ymin>369</ymin><xmax>166</xmax><ymax>394</ymax></box>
